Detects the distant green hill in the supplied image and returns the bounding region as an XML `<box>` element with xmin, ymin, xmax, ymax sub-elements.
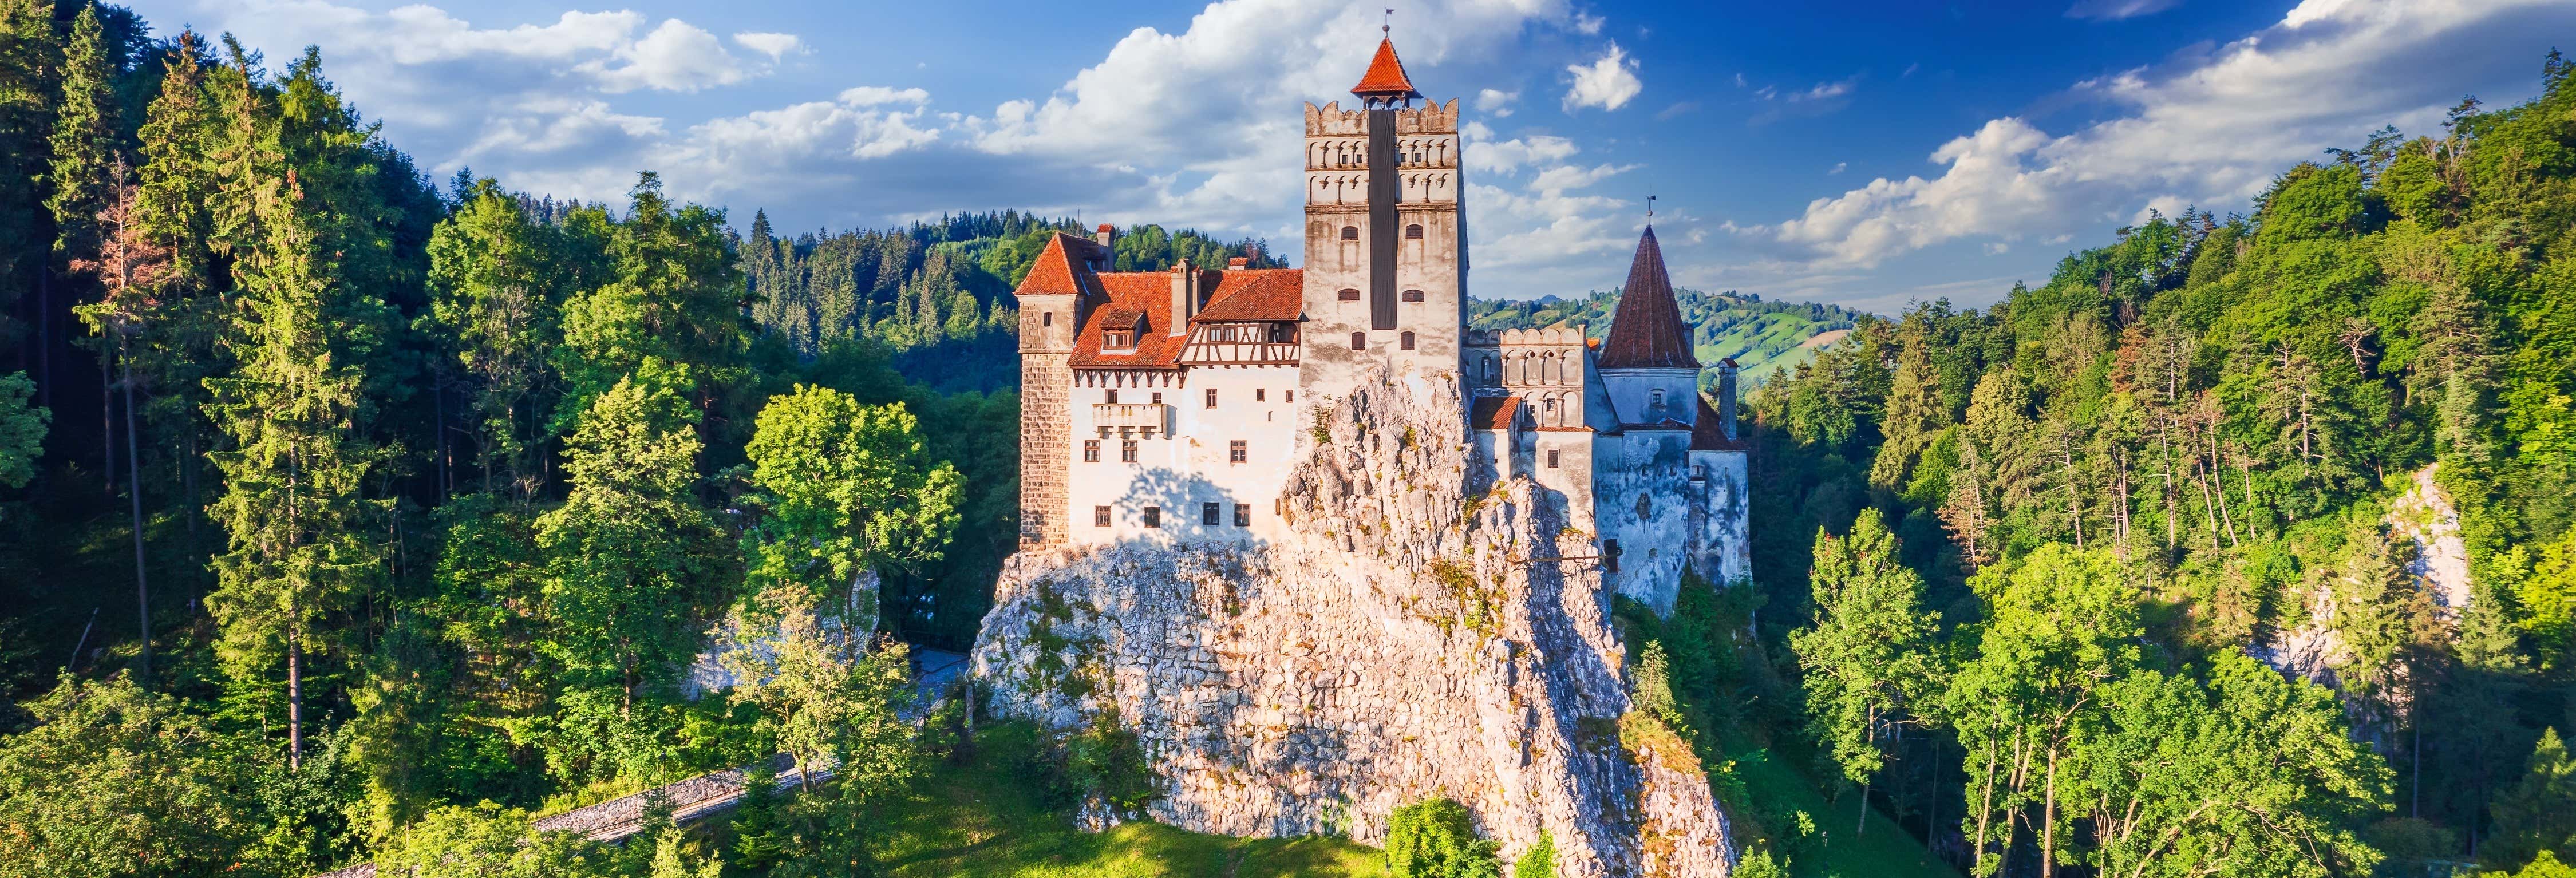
<box><xmin>1467</xmin><ymin>288</ymin><xmax>1863</xmax><ymax>394</ymax></box>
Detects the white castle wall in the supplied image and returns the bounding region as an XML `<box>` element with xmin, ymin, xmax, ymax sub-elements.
<box><xmin>1063</xmin><ymin>365</ymin><xmax>1303</xmax><ymax>546</ymax></box>
<box><xmin>1593</xmin><ymin>431</ymin><xmax>1700</xmax><ymax>614</ymax></box>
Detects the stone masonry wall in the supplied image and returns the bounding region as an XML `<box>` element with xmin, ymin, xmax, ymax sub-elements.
<box><xmin>974</xmin><ymin>369</ymin><xmax>1733</xmax><ymax>877</ymax></box>
<box><xmin>1019</xmin><ymin>350</ymin><xmax>1072</xmax><ymax>544</ymax></box>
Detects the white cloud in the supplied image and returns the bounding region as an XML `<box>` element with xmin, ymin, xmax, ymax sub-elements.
<box><xmin>1475</xmin><ymin>88</ymin><xmax>1519</xmax><ymax>117</ymax></box>
<box><xmin>1828</xmin><ymin>162</ymin><xmax>1847</xmax><ymax>175</ymax></box>
<box><xmin>1562</xmin><ymin>42</ymin><xmax>1641</xmax><ymax>111</ymax></box>
<box><xmin>840</xmin><ymin>86</ymin><xmax>932</xmax><ymax>106</ymax></box>
<box><xmin>586</xmin><ymin>19</ymin><xmax>751</xmax><ymax>93</ymax></box>
<box><xmin>732</xmin><ymin>31</ymin><xmax>803</xmax><ymax>61</ymax></box>
<box><xmin>2065</xmin><ymin>0</ymin><xmax>2183</xmax><ymax>21</ymax></box>
<box><xmin>1769</xmin><ymin>0</ymin><xmax>2576</xmax><ymax>268</ymax></box>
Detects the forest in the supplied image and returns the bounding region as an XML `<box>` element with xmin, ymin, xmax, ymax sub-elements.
<box><xmin>1</xmin><ymin>0</ymin><xmax>2573</xmax><ymax>876</ymax></box>
<box><xmin>1467</xmin><ymin>287</ymin><xmax>1862</xmax><ymax>390</ymax></box>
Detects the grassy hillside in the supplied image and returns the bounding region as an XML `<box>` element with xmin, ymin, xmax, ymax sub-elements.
<box><xmin>1467</xmin><ymin>290</ymin><xmax>1863</xmax><ymax>393</ymax></box>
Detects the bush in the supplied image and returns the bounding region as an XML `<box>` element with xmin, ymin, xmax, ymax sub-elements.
<box><xmin>1386</xmin><ymin>797</ymin><xmax>1501</xmax><ymax>878</ymax></box>
<box><xmin>1511</xmin><ymin>829</ymin><xmax>1555</xmax><ymax>878</ymax></box>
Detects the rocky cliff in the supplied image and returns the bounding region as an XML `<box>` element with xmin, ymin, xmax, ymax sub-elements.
<box><xmin>973</xmin><ymin>370</ymin><xmax>1734</xmax><ymax>876</ymax></box>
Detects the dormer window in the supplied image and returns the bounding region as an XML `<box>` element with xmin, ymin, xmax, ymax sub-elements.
<box><xmin>1103</xmin><ymin>330</ymin><xmax>1135</xmax><ymax>350</ymax></box>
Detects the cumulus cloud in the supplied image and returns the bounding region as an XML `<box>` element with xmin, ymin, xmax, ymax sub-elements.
<box><xmin>732</xmin><ymin>31</ymin><xmax>803</xmax><ymax>61</ymax></box>
<box><xmin>1475</xmin><ymin>88</ymin><xmax>1519</xmax><ymax>117</ymax></box>
<box><xmin>1562</xmin><ymin>42</ymin><xmax>1641</xmax><ymax>111</ymax></box>
<box><xmin>585</xmin><ymin>19</ymin><xmax>753</xmax><ymax>93</ymax></box>
<box><xmin>1768</xmin><ymin>0</ymin><xmax>2576</xmax><ymax>268</ymax></box>
<box><xmin>2065</xmin><ymin>0</ymin><xmax>2183</xmax><ymax>21</ymax></box>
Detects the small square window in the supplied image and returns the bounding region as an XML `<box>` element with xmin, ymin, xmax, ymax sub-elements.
<box><xmin>1230</xmin><ymin>440</ymin><xmax>1247</xmax><ymax>463</ymax></box>
<box><xmin>1255</xmin><ymin>389</ymin><xmax>1266</xmax><ymax>402</ymax></box>
<box><xmin>1121</xmin><ymin>440</ymin><xmax>1139</xmax><ymax>462</ymax></box>
<box><xmin>1286</xmin><ymin>391</ymin><xmax>1294</xmax><ymax>402</ymax></box>
<box><xmin>1234</xmin><ymin>503</ymin><xmax>1251</xmax><ymax>527</ymax></box>
<box><xmin>1203</xmin><ymin>502</ymin><xmax>1221</xmax><ymax>526</ymax></box>
<box><xmin>1095</xmin><ymin>505</ymin><xmax>1111</xmax><ymax>527</ymax></box>
<box><xmin>1402</xmin><ymin>289</ymin><xmax>1424</xmax><ymax>302</ymax></box>
<box><xmin>1106</xmin><ymin>389</ymin><xmax>1118</xmax><ymax>404</ymax></box>
<box><xmin>1151</xmin><ymin>392</ymin><xmax>1163</xmax><ymax>405</ymax></box>
<box><xmin>1350</xmin><ymin>332</ymin><xmax>1366</xmax><ymax>350</ymax></box>
<box><xmin>1083</xmin><ymin>440</ymin><xmax>1100</xmax><ymax>462</ymax></box>
<box><xmin>1206</xmin><ymin>389</ymin><xmax>1218</xmax><ymax>409</ymax></box>
<box><xmin>1341</xmin><ymin>226</ymin><xmax>1358</xmax><ymax>240</ymax></box>
<box><xmin>1142</xmin><ymin>506</ymin><xmax>1161</xmax><ymax>528</ymax></box>
<box><xmin>1547</xmin><ymin>449</ymin><xmax>1560</xmax><ymax>469</ymax></box>
<box><xmin>1042</xmin><ymin>311</ymin><xmax>1054</xmax><ymax>327</ymax></box>
<box><xmin>1400</xmin><ymin>331</ymin><xmax>1416</xmax><ymax>350</ymax></box>
<box><xmin>1404</xmin><ymin>224</ymin><xmax>1424</xmax><ymax>239</ymax></box>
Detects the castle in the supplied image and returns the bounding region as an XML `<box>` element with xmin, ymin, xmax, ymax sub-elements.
<box><xmin>1012</xmin><ymin>36</ymin><xmax>1749</xmax><ymax>609</ymax></box>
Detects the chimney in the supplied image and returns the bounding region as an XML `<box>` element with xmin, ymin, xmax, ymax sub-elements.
<box><xmin>1717</xmin><ymin>358</ymin><xmax>1740</xmax><ymax>441</ymax></box>
<box><xmin>1227</xmin><ymin>256</ymin><xmax>1250</xmax><ymax>269</ymax></box>
<box><xmin>1169</xmin><ymin>258</ymin><xmax>1198</xmax><ymax>337</ymax></box>
<box><xmin>1093</xmin><ymin>223</ymin><xmax>1115</xmax><ymax>248</ymax></box>
<box><xmin>1089</xmin><ymin>224</ymin><xmax>1116</xmax><ymax>271</ymax></box>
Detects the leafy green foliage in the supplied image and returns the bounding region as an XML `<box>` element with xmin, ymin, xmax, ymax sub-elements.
<box><xmin>0</xmin><ymin>371</ymin><xmax>41</xmax><ymax>489</ymax></box>
<box><xmin>1511</xmin><ymin>829</ymin><xmax>1555</xmax><ymax>878</ymax></box>
<box><xmin>1385</xmin><ymin>797</ymin><xmax>1502</xmax><ymax>878</ymax></box>
<box><xmin>742</xmin><ymin>385</ymin><xmax>963</xmax><ymax>629</ymax></box>
<box><xmin>0</xmin><ymin>673</ymin><xmax>251</xmax><ymax>877</ymax></box>
<box><xmin>1467</xmin><ymin>287</ymin><xmax>1862</xmax><ymax>390</ymax></box>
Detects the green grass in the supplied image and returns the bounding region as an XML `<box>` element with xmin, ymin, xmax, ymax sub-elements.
<box><xmin>874</xmin><ymin>725</ymin><xmax>1389</xmax><ymax>878</ymax></box>
<box><xmin>1733</xmin><ymin>752</ymin><xmax>1958</xmax><ymax>878</ymax></box>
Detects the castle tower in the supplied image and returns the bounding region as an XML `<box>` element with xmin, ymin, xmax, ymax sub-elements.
<box><xmin>1013</xmin><ymin>231</ymin><xmax>1106</xmax><ymax>545</ymax></box>
<box><xmin>1597</xmin><ymin>226</ymin><xmax>1700</xmax><ymax>426</ymax></box>
<box><xmin>1299</xmin><ymin>36</ymin><xmax>1465</xmax><ymax>393</ymax></box>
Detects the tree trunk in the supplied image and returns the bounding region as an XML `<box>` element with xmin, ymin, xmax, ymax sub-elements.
<box><xmin>122</xmin><ymin>341</ymin><xmax>149</xmax><ymax>682</ymax></box>
<box><xmin>287</xmin><ymin>613</ymin><xmax>303</xmax><ymax>770</ymax></box>
<box><xmin>102</xmin><ymin>351</ymin><xmax>114</xmax><ymax>492</ymax></box>
<box><xmin>2041</xmin><ymin>746</ymin><xmax>2060</xmax><ymax>878</ymax></box>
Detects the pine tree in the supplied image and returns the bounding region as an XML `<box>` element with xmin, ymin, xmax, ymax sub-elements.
<box><xmin>0</xmin><ymin>0</ymin><xmax>60</xmax><ymax>391</ymax></box>
<box><xmin>2491</xmin><ymin>729</ymin><xmax>2576</xmax><ymax>871</ymax></box>
<box><xmin>46</xmin><ymin>3</ymin><xmax>115</xmax><ymax>259</ymax></box>
<box><xmin>202</xmin><ymin>65</ymin><xmax>384</xmax><ymax>768</ymax></box>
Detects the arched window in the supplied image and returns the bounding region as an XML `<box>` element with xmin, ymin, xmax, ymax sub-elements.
<box><xmin>1402</xmin><ymin>289</ymin><xmax>1424</xmax><ymax>302</ymax></box>
<box><xmin>1400</xmin><ymin>331</ymin><xmax>1416</xmax><ymax>350</ymax></box>
<box><xmin>1341</xmin><ymin>226</ymin><xmax>1359</xmax><ymax>240</ymax></box>
<box><xmin>1349</xmin><ymin>332</ymin><xmax>1366</xmax><ymax>350</ymax></box>
<box><xmin>1405</xmin><ymin>224</ymin><xmax>1423</xmax><ymax>239</ymax></box>
<box><xmin>1650</xmin><ymin>389</ymin><xmax>1666</xmax><ymax>411</ymax></box>
<box><xmin>1337</xmin><ymin>288</ymin><xmax>1361</xmax><ymax>302</ymax></box>
<box><xmin>1483</xmin><ymin>355</ymin><xmax>1496</xmax><ymax>382</ymax></box>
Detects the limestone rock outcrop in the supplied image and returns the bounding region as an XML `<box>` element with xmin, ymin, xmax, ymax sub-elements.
<box><xmin>973</xmin><ymin>370</ymin><xmax>1733</xmax><ymax>876</ymax></box>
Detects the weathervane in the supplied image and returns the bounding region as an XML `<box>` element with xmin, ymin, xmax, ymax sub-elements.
<box><xmin>1647</xmin><ymin>195</ymin><xmax>1656</xmax><ymax>221</ymax></box>
<box><xmin>1384</xmin><ymin>8</ymin><xmax>1393</xmax><ymax>35</ymax></box>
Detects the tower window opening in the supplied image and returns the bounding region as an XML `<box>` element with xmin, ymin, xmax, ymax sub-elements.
<box><xmin>1341</xmin><ymin>226</ymin><xmax>1359</xmax><ymax>240</ymax></box>
<box><xmin>1402</xmin><ymin>289</ymin><xmax>1424</xmax><ymax>302</ymax></box>
<box><xmin>1142</xmin><ymin>506</ymin><xmax>1161</xmax><ymax>528</ymax></box>
<box><xmin>1042</xmin><ymin>311</ymin><xmax>1053</xmax><ymax>327</ymax></box>
<box><xmin>1400</xmin><ymin>331</ymin><xmax>1416</xmax><ymax>350</ymax></box>
<box><xmin>1650</xmin><ymin>389</ymin><xmax>1665</xmax><ymax>411</ymax></box>
<box><xmin>1151</xmin><ymin>392</ymin><xmax>1162</xmax><ymax>405</ymax></box>
<box><xmin>1234</xmin><ymin>503</ymin><xmax>1251</xmax><ymax>527</ymax></box>
<box><xmin>1483</xmin><ymin>356</ymin><xmax>1496</xmax><ymax>382</ymax></box>
<box><xmin>1105</xmin><ymin>389</ymin><xmax>1117</xmax><ymax>404</ymax></box>
<box><xmin>1338</xmin><ymin>288</ymin><xmax>1361</xmax><ymax>302</ymax></box>
<box><xmin>1095</xmin><ymin>506</ymin><xmax>1111</xmax><ymax>527</ymax></box>
<box><xmin>1547</xmin><ymin>449</ymin><xmax>1560</xmax><ymax>469</ymax></box>
<box><xmin>1206</xmin><ymin>389</ymin><xmax>1219</xmax><ymax>409</ymax></box>
<box><xmin>1230</xmin><ymin>440</ymin><xmax>1247</xmax><ymax>463</ymax></box>
<box><xmin>1083</xmin><ymin>440</ymin><xmax>1099</xmax><ymax>462</ymax></box>
<box><xmin>1350</xmin><ymin>332</ymin><xmax>1366</xmax><ymax>350</ymax></box>
<box><xmin>1405</xmin><ymin>224</ymin><xmax>1423</xmax><ymax>239</ymax></box>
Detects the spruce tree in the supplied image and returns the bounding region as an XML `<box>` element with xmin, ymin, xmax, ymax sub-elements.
<box><xmin>0</xmin><ymin>0</ymin><xmax>60</xmax><ymax>393</ymax></box>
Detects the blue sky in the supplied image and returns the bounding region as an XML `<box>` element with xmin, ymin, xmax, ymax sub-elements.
<box><xmin>124</xmin><ymin>0</ymin><xmax>2576</xmax><ymax>313</ymax></box>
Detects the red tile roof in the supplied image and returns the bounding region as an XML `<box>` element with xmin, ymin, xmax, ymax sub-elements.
<box><xmin>1074</xmin><ymin>274</ymin><xmax>1184</xmax><ymax>369</ymax></box>
<box><xmin>1471</xmin><ymin>395</ymin><xmax>1524</xmax><ymax>431</ymax></box>
<box><xmin>1597</xmin><ymin>226</ymin><xmax>1700</xmax><ymax>371</ymax></box>
<box><xmin>1692</xmin><ymin>396</ymin><xmax>1747</xmax><ymax>451</ymax></box>
<box><xmin>1012</xmin><ymin>232</ymin><xmax>1108</xmax><ymax>301</ymax></box>
<box><xmin>1351</xmin><ymin>38</ymin><xmax>1421</xmax><ymax>102</ymax></box>
<box><xmin>1191</xmin><ymin>269</ymin><xmax>1305</xmax><ymax>322</ymax></box>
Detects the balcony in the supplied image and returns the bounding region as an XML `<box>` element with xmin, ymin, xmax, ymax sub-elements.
<box><xmin>1094</xmin><ymin>403</ymin><xmax>1171</xmax><ymax>434</ymax></box>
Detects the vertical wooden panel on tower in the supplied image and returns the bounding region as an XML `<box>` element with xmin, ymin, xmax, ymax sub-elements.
<box><xmin>1368</xmin><ymin>108</ymin><xmax>1398</xmax><ymax>331</ymax></box>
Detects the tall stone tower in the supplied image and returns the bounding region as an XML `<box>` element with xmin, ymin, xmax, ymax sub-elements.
<box><xmin>1013</xmin><ymin>229</ymin><xmax>1109</xmax><ymax>546</ymax></box>
<box><xmin>1299</xmin><ymin>36</ymin><xmax>1465</xmax><ymax>394</ymax></box>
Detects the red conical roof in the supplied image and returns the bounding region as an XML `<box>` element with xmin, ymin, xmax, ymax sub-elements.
<box><xmin>1597</xmin><ymin>226</ymin><xmax>1701</xmax><ymax>371</ymax></box>
<box><xmin>1351</xmin><ymin>38</ymin><xmax>1421</xmax><ymax>102</ymax></box>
